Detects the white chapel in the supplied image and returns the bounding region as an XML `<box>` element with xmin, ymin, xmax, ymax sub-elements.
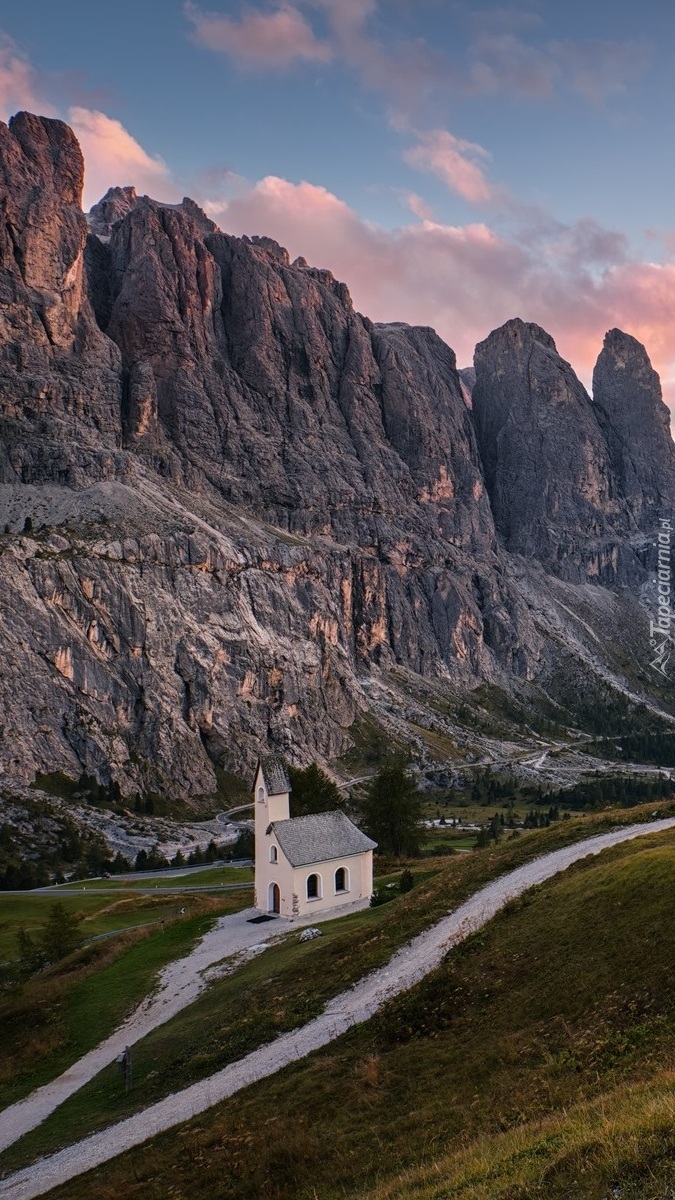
<box><xmin>253</xmin><ymin>756</ymin><xmax>377</xmax><ymax>918</ymax></box>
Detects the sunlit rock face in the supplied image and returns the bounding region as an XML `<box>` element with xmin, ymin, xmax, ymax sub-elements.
<box><xmin>0</xmin><ymin>112</ymin><xmax>123</xmax><ymax>486</ymax></box>
<box><xmin>0</xmin><ymin>112</ymin><xmax>670</xmax><ymax>799</ymax></box>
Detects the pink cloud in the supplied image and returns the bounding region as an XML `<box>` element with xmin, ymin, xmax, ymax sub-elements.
<box><xmin>217</xmin><ymin>175</ymin><xmax>533</xmax><ymax>361</ymax></box>
<box><xmin>0</xmin><ymin>34</ymin><xmax>57</xmax><ymax>119</ymax></box>
<box><xmin>183</xmin><ymin>1</ymin><xmax>646</xmax><ymax>122</ymax></box>
<box><xmin>402</xmin><ymin>190</ymin><xmax>434</xmax><ymax>221</ymax></box>
<box><xmin>184</xmin><ymin>2</ymin><xmax>332</xmax><ymax>68</ymax></box>
<box><xmin>310</xmin><ymin>0</ymin><xmax>444</xmax><ymax>110</ymax></box>
<box><xmin>464</xmin><ymin>29</ymin><xmax>650</xmax><ymax>104</ymax></box>
<box><xmin>467</xmin><ymin>32</ymin><xmax>558</xmax><ymax>97</ymax></box>
<box><xmin>550</xmin><ymin>37</ymin><xmax>650</xmax><ymax>104</ymax></box>
<box><xmin>68</xmin><ymin>107</ymin><xmax>179</xmax><ymax>209</ymax></box>
<box><xmin>403</xmin><ymin>129</ymin><xmax>496</xmax><ymax>206</ymax></box>
<box><xmin>215</xmin><ymin>173</ymin><xmax>675</xmax><ymax>417</ymax></box>
<box><xmin>185</xmin><ymin>0</ymin><xmax>444</xmax><ymax>111</ymax></box>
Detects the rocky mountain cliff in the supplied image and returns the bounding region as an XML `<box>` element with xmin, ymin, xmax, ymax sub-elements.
<box><xmin>471</xmin><ymin>319</ymin><xmax>675</xmax><ymax>581</ymax></box>
<box><xmin>0</xmin><ymin>112</ymin><xmax>674</xmax><ymax>803</ymax></box>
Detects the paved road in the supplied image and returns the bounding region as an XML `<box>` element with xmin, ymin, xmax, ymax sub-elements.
<box><xmin>8</xmin><ymin>883</ymin><xmax>253</xmax><ymax>896</ymax></box>
<box><xmin>1</xmin><ymin>817</ymin><xmax>674</xmax><ymax>1200</ymax></box>
<box><xmin>36</xmin><ymin>860</ymin><xmax>253</xmax><ymax>888</ymax></box>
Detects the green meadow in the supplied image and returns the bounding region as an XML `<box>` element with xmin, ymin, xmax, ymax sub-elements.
<box><xmin>0</xmin><ymin>889</ymin><xmax>249</xmax><ymax>1111</ymax></box>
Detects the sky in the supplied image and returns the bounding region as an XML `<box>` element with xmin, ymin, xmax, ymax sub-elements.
<box><xmin>1</xmin><ymin>0</ymin><xmax>675</xmax><ymax>405</ymax></box>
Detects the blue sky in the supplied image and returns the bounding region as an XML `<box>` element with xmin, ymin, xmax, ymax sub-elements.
<box><xmin>1</xmin><ymin>0</ymin><xmax>674</xmax><ymax>396</ymax></box>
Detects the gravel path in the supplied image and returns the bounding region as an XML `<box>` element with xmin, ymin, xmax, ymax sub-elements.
<box><xmin>2</xmin><ymin>818</ymin><xmax>674</xmax><ymax>1200</ymax></box>
<box><xmin>0</xmin><ymin>907</ymin><xmax>288</xmax><ymax>1156</ymax></box>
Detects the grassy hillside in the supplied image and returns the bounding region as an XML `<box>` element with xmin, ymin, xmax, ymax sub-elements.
<box><xmin>0</xmin><ymin>891</ymin><xmax>247</xmax><ymax>1109</ymax></box>
<box><xmin>34</xmin><ymin>817</ymin><xmax>675</xmax><ymax>1200</ymax></box>
<box><xmin>1</xmin><ymin>808</ymin><xmax>668</xmax><ymax>1176</ymax></box>
<box><xmin>0</xmin><ymin>890</ymin><xmax>184</xmax><ymax>959</ymax></box>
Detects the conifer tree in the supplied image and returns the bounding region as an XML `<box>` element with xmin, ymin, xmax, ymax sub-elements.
<box><xmin>362</xmin><ymin>759</ymin><xmax>421</xmax><ymax>857</ymax></box>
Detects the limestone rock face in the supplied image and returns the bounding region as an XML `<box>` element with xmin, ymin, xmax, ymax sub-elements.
<box><xmin>592</xmin><ymin>328</ymin><xmax>675</xmax><ymax>524</ymax></box>
<box><xmin>0</xmin><ymin>112</ymin><xmax>123</xmax><ymax>487</ymax></box>
<box><xmin>0</xmin><ymin>114</ymin><xmax>540</xmax><ymax>796</ymax></box>
<box><xmin>471</xmin><ymin>318</ymin><xmax>640</xmax><ymax>581</ymax></box>
<box><xmin>0</xmin><ymin>112</ymin><xmax>672</xmax><ymax>801</ymax></box>
<box><xmin>87</xmin><ymin>188</ymin><xmax>218</xmax><ymax>241</ymax></box>
<box><xmin>87</xmin><ymin>186</ymin><xmax>139</xmax><ymax>240</ymax></box>
<box><xmin>0</xmin><ymin>112</ymin><xmax>87</xmax><ymax>341</ymax></box>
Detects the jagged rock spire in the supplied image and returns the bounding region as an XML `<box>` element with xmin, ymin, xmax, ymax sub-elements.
<box><xmin>592</xmin><ymin>328</ymin><xmax>675</xmax><ymax>525</ymax></box>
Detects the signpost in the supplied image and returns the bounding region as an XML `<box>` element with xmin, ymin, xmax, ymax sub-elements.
<box><xmin>117</xmin><ymin>1045</ymin><xmax>132</xmax><ymax>1091</ymax></box>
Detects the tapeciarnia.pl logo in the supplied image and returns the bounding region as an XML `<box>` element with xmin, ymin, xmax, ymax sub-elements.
<box><xmin>650</xmin><ymin>517</ymin><xmax>673</xmax><ymax>677</ymax></box>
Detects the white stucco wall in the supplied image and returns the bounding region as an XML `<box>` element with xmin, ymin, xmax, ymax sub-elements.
<box><xmin>253</xmin><ymin>764</ymin><xmax>293</xmax><ymax>914</ymax></box>
<box><xmin>253</xmin><ymin>763</ymin><xmax>374</xmax><ymax>919</ymax></box>
<box><xmin>290</xmin><ymin>850</ymin><xmax>373</xmax><ymax>918</ymax></box>
<box><xmin>257</xmin><ymin>846</ymin><xmax>374</xmax><ymax>918</ymax></box>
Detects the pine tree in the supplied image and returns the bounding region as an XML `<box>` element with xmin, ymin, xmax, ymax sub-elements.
<box><xmin>135</xmin><ymin>848</ymin><xmax>149</xmax><ymax>871</ymax></box>
<box><xmin>489</xmin><ymin>813</ymin><xmax>502</xmax><ymax>842</ymax></box>
<box><xmin>362</xmin><ymin>759</ymin><xmax>421</xmax><ymax>857</ymax></box>
<box><xmin>40</xmin><ymin>903</ymin><xmax>82</xmax><ymax>962</ymax></box>
<box><xmin>288</xmin><ymin>762</ymin><xmax>344</xmax><ymax>817</ymax></box>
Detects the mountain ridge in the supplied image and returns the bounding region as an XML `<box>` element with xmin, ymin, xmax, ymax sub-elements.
<box><xmin>0</xmin><ymin>111</ymin><xmax>673</xmax><ymax>801</ymax></box>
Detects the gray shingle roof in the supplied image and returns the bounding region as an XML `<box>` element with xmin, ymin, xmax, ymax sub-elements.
<box><xmin>272</xmin><ymin>810</ymin><xmax>377</xmax><ymax>867</ymax></box>
<box><xmin>258</xmin><ymin>755</ymin><xmax>291</xmax><ymax>797</ymax></box>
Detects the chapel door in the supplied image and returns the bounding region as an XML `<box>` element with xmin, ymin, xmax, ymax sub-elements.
<box><xmin>271</xmin><ymin>883</ymin><xmax>280</xmax><ymax>914</ymax></box>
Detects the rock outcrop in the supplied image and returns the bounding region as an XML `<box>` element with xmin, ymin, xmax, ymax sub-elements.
<box><xmin>471</xmin><ymin>318</ymin><xmax>643</xmax><ymax>582</ymax></box>
<box><xmin>0</xmin><ymin>113</ymin><xmax>123</xmax><ymax>487</ymax></box>
<box><xmin>87</xmin><ymin>186</ymin><xmax>139</xmax><ymax>240</ymax></box>
<box><xmin>592</xmin><ymin>328</ymin><xmax>675</xmax><ymax>525</ymax></box>
<box><xmin>0</xmin><ymin>111</ymin><xmax>672</xmax><ymax>800</ymax></box>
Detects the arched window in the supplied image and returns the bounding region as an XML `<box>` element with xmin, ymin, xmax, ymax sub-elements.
<box><xmin>334</xmin><ymin>866</ymin><xmax>348</xmax><ymax>893</ymax></box>
<box><xmin>257</xmin><ymin>786</ymin><xmax>265</xmax><ymax>803</ymax></box>
<box><xmin>270</xmin><ymin>845</ymin><xmax>278</xmax><ymax>863</ymax></box>
<box><xmin>306</xmin><ymin>873</ymin><xmax>321</xmax><ymax>900</ymax></box>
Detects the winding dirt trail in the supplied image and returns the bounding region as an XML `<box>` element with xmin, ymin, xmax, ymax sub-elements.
<box><xmin>2</xmin><ymin>818</ymin><xmax>674</xmax><ymax>1200</ymax></box>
